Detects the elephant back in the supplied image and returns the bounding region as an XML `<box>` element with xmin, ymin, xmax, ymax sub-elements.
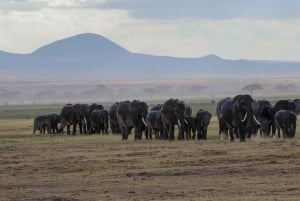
<box><xmin>89</xmin><ymin>103</ymin><xmax>104</xmax><ymax>116</ymax></box>
<box><xmin>60</xmin><ymin>104</ymin><xmax>74</xmax><ymax>121</ymax></box>
<box><xmin>274</xmin><ymin>100</ymin><xmax>296</xmax><ymax>113</ymax></box>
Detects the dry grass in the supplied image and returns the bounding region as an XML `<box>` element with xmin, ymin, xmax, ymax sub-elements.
<box><xmin>0</xmin><ymin>117</ymin><xmax>300</xmax><ymax>201</ymax></box>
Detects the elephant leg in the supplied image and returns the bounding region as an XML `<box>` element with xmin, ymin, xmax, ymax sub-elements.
<box><xmin>122</xmin><ymin>127</ymin><xmax>129</xmax><ymax>140</ymax></box>
<box><xmin>197</xmin><ymin>130</ymin><xmax>201</xmax><ymax>140</ymax></box>
<box><xmin>229</xmin><ymin>128</ymin><xmax>234</xmax><ymax>142</ymax></box>
<box><xmin>203</xmin><ymin>127</ymin><xmax>208</xmax><ymax>140</ymax></box>
<box><xmin>169</xmin><ymin>124</ymin><xmax>175</xmax><ymax>140</ymax></box>
<box><xmin>277</xmin><ymin>127</ymin><xmax>281</xmax><ymax>138</ymax></box>
<box><xmin>146</xmin><ymin>127</ymin><xmax>151</xmax><ymax>140</ymax></box>
<box><xmin>72</xmin><ymin>124</ymin><xmax>77</xmax><ymax>135</ymax></box>
<box><xmin>186</xmin><ymin>128</ymin><xmax>190</xmax><ymax>140</ymax></box>
<box><xmin>238</xmin><ymin>127</ymin><xmax>246</xmax><ymax>142</ymax></box>
<box><xmin>134</xmin><ymin>127</ymin><xmax>142</xmax><ymax>140</ymax></box>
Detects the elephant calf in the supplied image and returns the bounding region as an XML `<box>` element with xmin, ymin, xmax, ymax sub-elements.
<box><xmin>194</xmin><ymin>109</ymin><xmax>212</xmax><ymax>140</ymax></box>
<box><xmin>274</xmin><ymin>110</ymin><xmax>297</xmax><ymax>138</ymax></box>
<box><xmin>146</xmin><ymin>110</ymin><xmax>163</xmax><ymax>139</ymax></box>
<box><xmin>33</xmin><ymin>115</ymin><xmax>51</xmax><ymax>134</ymax></box>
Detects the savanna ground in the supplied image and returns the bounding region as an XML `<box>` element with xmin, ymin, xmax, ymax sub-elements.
<box><xmin>0</xmin><ymin>102</ymin><xmax>300</xmax><ymax>201</ymax></box>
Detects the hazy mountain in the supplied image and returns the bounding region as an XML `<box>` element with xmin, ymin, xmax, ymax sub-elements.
<box><xmin>0</xmin><ymin>33</ymin><xmax>299</xmax><ymax>81</ymax></box>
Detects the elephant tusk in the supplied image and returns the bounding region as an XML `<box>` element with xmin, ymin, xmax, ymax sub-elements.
<box><xmin>241</xmin><ymin>112</ymin><xmax>248</xmax><ymax>122</ymax></box>
<box><xmin>178</xmin><ymin>119</ymin><xmax>181</xmax><ymax>127</ymax></box>
<box><xmin>184</xmin><ymin>119</ymin><xmax>188</xmax><ymax>124</ymax></box>
<box><xmin>142</xmin><ymin>117</ymin><xmax>148</xmax><ymax>126</ymax></box>
<box><xmin>253</xmin><ymin>115</ymin><xmax>261</xmax><ymax>125</ymax></box>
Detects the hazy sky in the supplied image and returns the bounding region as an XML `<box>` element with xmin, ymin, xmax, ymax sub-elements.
<box><xmin>0</xmin><ymin>0</ymin><xmax>300</xmax><ymax>61</ymax></box>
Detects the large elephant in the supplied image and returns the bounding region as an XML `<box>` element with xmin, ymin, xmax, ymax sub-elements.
<box><xmin>161</xmin><ymin>98</ymin><xmax>185</xmax><ymax>140</ymax></box>
<box><xmin>108</xmin><ymin>102</ymin><xmax>120</xmax><ymax>134</ymax></box>
<box><xmin>146</xmin><ymin>110</ymin><xmax>163</xmax><ymax>139</ymax></box>
<box><xmin>59</xmin><ymin>103</ymin><xmax>85</xmax><ymax>135</ymax></box>
<box><xmin>274</xmin><ymin>110</ymin><xmax>297</xmax><ymax>138</ymax></box>
<box><xmin>218</xmin><ymin>94</ymin><xmax>260</xmax><ymax>142</ymax></box>
<box><xmin>89</xmin><ymin>109</ymin><xmax>109</xmax><ymax>134</ymax></box>
<box><xmin>116</xmin><ymin>100</ymin><xmax>148</xmax><ymax>140</ymax></box>
<box><xmin>194</xmin><ymin>109</ymin><xmax>212</xmax><ymax>140</ymax></box>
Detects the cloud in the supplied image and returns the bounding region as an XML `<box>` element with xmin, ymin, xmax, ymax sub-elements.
<box><xmin>0</xmin><ymin>0</ymin><xmax>107</xmax><ymax>11</ymax></box>
<box><xmin>0</xmin><ymin>1</ymin><xmax>299</xmax><ymax>61</ymax></box>
<box><xmin>0</xmin><ymin>0</ymin><xmax>45</xmax><ymax>12</ymax></box>
<box><xmin>100</xmin><ymin>0</ymin><xmax>300</xmax><ymax>20</ymax></box>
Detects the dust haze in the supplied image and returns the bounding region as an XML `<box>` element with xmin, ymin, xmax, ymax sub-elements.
<box><xmin>1</xmin><ymin>77</ymin><xmax>300</xmax><ymax>105</ymax></box>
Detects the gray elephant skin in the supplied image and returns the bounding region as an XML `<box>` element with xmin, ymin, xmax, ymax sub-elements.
<box><xmin>274</xmin><ymin>110</ymin><xmax>297</xmax><ymax>138</ymax></box>
<box><xmin>194</xmin><ymin>109</ymin><xmax>212</xmax><ymax>140</ymax></box>
<box><xmin>146</xmin><ymin>110</ymin><xmax>163</xmax><ymax>139</ymax></box>
<box><xmin>161</xmin><ymin>98</ymin><xmax>186</xmax><ymax>140</ymax></box>
<box><xmin>253</xmin><ymin>100</ymin><xmax>273</xmax><ymax>137</ymax></box>
<box><xmin>108</xmin><ymin>102</ymin><xmax>120</xmax><ymax>134</ymax></box>
<box><xmin>33</xmin><ymin>115</ymin><xmax>51</xmax><ymax>134</ymax></box>
<box><xmin>59</xmin><ymin>104</ymin><xmax>86</xmax><ymax>135</ymax></box>
<box><xmin>116</xmin><ymin>100</ymin><xmax>148</xmax><ymax>140</ymax></box>
<box><xmin>217</xmin><ymin>94</ymin><xmax>260</xmax><ymax>142</ymax></box>
<box><xmin>89</xmin><ymin>109</ymin><xmax>109</xmax><ymax>134</ymax></box>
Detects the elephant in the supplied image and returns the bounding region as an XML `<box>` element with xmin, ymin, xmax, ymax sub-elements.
<box><xmin>33</xmin><ymin>115</ymin><xmax>51</xmax><ymax>134</ymax></box>
<box><xmin>146</xmin><ymin>110</ymin><xmax>163</xmax><ymax>139</ymax></box>
<box><xmin>161</xmin><ymin>98</ymin><xmax>186</xmax><ymax>140</ymax></box>
<box><xmin>87</xmin><ymin>103</ymin><xmax>104</xmax><ymax>133</ymax></box>
<box><xmin>150</xmin><ymin>104</ymin><xmax>163</xmax><ymax>111</ymax></box>
<box><xmin>183</xmin><ymin>106</ymin><xmax>195</xmax><ymax>140</ymax></box>
<box><xmin>252</xmin><ymin>100</ymin><xmax>273</xmax><ymax>137</ymax></box>
<box><xmin>89</xmin><ymin>109</ymin><xmax>109</xmax><ymax>134</ymax></box>
<box><xmin>274</xmin><ymin>110</ymin><xmax>297</xmax><ymax>138</ymax></box>
<box><xmin>194</xmin><ymin>109</ymin><xmax>212</xmax><ymax>140</ymax></box>
<box><xmin>270</xmin><ymin>99</ymin><xmax>297</xmax><ymax>137</ymax></box>
<box><xmin>45</xmin><ymin>114</ymin><xmax>61</xmax><ymax>134</ymax></box>
<box><xmin>108</xmin><ymin>102</ymin><xmax>120</xmax><ymax>134</ymax></box>
<box><xmin>116</xmin><ymin>100</ymin><xmax>148</xmax><ymax>140</ymax></box>
<box><xmin>218</xmin><ymin>94</ymin><xmax>261</xmax><ymax>142</ymax></box>
<box><xmin>59</xmin><ymin>103</ymin><xmax>86</xmax><ymax>135</ymax></box>
<box><xmin>274</xmin><ymin>100</ymin><xmax>296</xmax><ymax>112</ymax></box>
<box><xmin>184</xmin><ymin>116</ymin><xmax>196</xmax><ymax>140</ymax></box>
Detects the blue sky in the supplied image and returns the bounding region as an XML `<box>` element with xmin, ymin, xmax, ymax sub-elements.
<box><xmin>0</xmin><ymin>0</ymin><xmax>299</xmax><ymax>61</ymax></box>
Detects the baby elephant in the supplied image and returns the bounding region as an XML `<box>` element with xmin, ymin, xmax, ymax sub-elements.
<box><xmin>274</xmin><ymin>110</ymin><xmax>297</xmax><ymax>138</ymax></box>
<box><xmin>33</xmin><ymin>115</ymin><xmax>51</xmax><ymax>134</ymax></box>
<box><xmin>194</xmin><ymin>109</ymin><xmax>212</xmax><ymax>140</ymax></box>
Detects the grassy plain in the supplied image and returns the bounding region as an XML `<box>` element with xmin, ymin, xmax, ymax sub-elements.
<box><xmin>0</xmin><ymin>103</ymin><xmax>300</xmax><ymax>201</ymax></box>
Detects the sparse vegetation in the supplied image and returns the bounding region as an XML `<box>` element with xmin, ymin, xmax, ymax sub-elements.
<box><xmin>0</xmin><ymin>102</ymin><xmax>299</xmax><ymax>200</ymax></box>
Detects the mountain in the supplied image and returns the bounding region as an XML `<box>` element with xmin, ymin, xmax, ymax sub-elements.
<box><xmin>0</xmin><ymin>33</ymin><xmax>300</xmax><ymax>81</ymax></box>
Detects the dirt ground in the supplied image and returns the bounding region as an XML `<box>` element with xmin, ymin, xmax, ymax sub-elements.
<box><xmin>0</xmin><ymin>118</ymin><xmax>300</xmax><ymax>201</ymax></box>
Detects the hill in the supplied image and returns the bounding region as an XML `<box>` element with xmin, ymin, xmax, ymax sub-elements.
<box><xmin>0</xmin><ymin>33</ymin><xmax>300</xmax><ymax>81</ymax></box>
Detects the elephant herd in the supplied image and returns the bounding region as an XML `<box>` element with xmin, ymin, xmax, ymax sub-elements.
<box><xmin>33</xmin><ymin>98</ymin><xmax>212</xmax><ymax>141</ymax></box>
<box><xmin>33</xmin><ymin>95</ymin><xmax>299</xmax><ymax>142</ymax></box>
<box><xmin>217</xmin><ymin>95</ymin><xmax>299</xmax><ymax>141</ymax></box>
